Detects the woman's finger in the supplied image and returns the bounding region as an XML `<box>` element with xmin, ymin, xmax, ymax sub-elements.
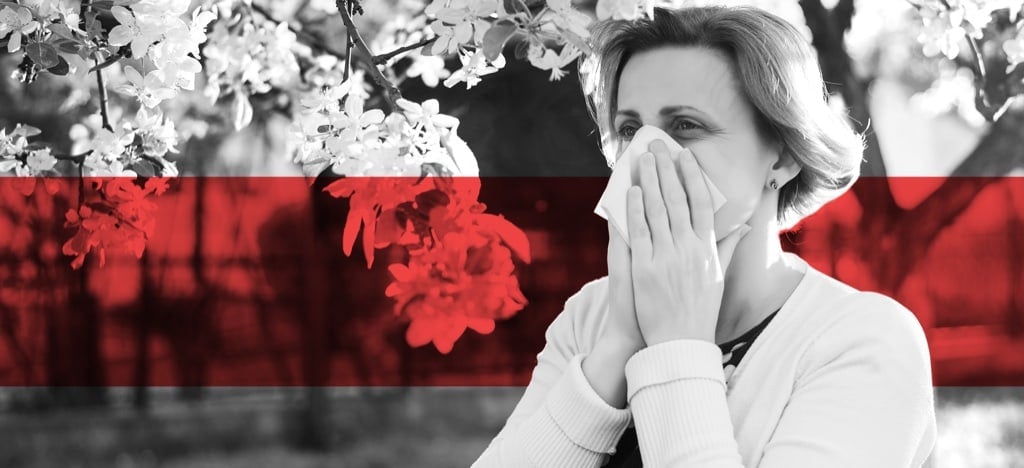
<box><xmin>627</xmin><ymin>185</ymin><xmax>652</xmax><ymax>260</ymax></box>
<box><xmin>676</xmin><ymin>148</ymin><xmax>715</xmax><ymax>241</ymax></box>
<box><xmin>655</xmin><ymin>146</ymin><xmax>691</xmax><ymax>246</ymax></box>
<box><xmin>638</xmin><ymin>152</ymin><xmax>673</xmax><ymax>252</ymax></box>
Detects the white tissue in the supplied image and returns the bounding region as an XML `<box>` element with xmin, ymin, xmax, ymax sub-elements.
<box><xmin>595</xmin><ymin>125</ymin><xmax>728</xmax><ymax>245</ymax></box>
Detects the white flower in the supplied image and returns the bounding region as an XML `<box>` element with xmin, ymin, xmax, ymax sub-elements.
<box><xmin>425</xmin><ymin>0</ymin><xmax>499</xmax><ymax>55</ymax></box>
<box><xmin>86</xmin><ymin>126</ymin><xmax>135</xmax><ymax>161</ymax></box>
<box><xmin>443</xmin><ymin>48</ymin><xmax>505</xmax><ymax>89</ymax></box>
<box><xmin>546</xmin><ymin>0</ymin><xmax>592</xmax><ymax>40</ymax></box>
<box><xmin>116</xmin><ymin>66</ymin><xmax>177</xmax><ymax>108</ymax></box>
<box><xmin>134</xmin><ymin>107</ymin><xmax>179</xmax><ymax>158</ymax></box>
<box><xmin>916</xmin><ymin>0</ymin><xmax>997</xmax><ymax>60</ymax></box>
<box><xmin>1004</xmin><ymin>25</ymin><xmax>1024</xmax><ymax>71</ymax></box>
<box><xmin>596</xmin><ymin>0</ymin><xmax>654</xmax><ymax>20</ymax></box>
<box><xmin>528</xmin><ymin>44</ymin><xmax>581</xmax><ymax>81</ymax></box>
<box><xmin>0</xmin><ymin>6</ymin><xmax>40</xmax><ymax>53</ymax></box>
<box><xmin>107</xmin><ymin>6</ymin><xmax>161</xmax><ymax>58</ymax></box>
<box><xmin>406</xmin><ymin>54</ymin><xmax>452</xmax><ymax>88</ymax></box>
<box><xmin>301</xmin><ymin>81</ymin><xmax>353</xmax><ymax>114</ymax></box>
<box><xmin>397</xmin><ymin>98</ymin><xmax>459</xmax><ymax>132</ymax></box>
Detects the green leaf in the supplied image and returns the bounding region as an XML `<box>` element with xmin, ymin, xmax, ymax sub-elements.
<box><xmin>513</xmin><ymin>39</ymin><xmax>530</xmax><ymax>60</ymax></box>
<box><xmin>502</xmin><ymin>0</ymin><xmax>530</xmax><ymax>15</ymax></box>
<box><xmin>89</xmin><ymin>0</ymin><xmax>115</xmax><ymax>11</ymax></box>
<box><xmin>130</xmin><ymin>159</ymin><xmax>156</xmax><ymax>178</ymax></box>
<box><xmin>232</xmin><ymin>92</ymin><xmax>253</xmax><ymax>130</ymax></box>
<box><xmin>48</xmin><ymin>23</ymin><xmax>74</xmax><ymax>40</ymax></box>
<box><xmin>25</xmin><ymin>42</ymin><xmax>60</xmax><ymax>69</ymax></box>
<box><xmin>54</xmin><ymin>39</ymin><xmax>81</xmax><ymax>54</ymax></box>
<box><xmin>561</xmin><ymin>30</ymin><xmax>592</xmax><ymax>56</ymax></box>
<box><xmin>482</xmin><ymin>21</ymin><xmax>517</xmax><ymax>62</ymax></box>
<box><xmin>47</xmin><ymin>56</ymin><xmax>70</xmax><ymax>76</ymax></box>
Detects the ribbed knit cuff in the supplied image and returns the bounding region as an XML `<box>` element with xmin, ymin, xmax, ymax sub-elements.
<box><xmin>543</xmin><ymin>353</ymin><xmax>633</xmax><ymax>453</ymax></box>
<box><xmin>624</xmin><ymin>339</ymin><xmax>726</xmax><ymax>403</ymax></box>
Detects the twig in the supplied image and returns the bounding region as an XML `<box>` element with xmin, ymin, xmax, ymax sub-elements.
<box><xmin>337</xmin><ymin>0</ymin><xmax>403</xmax><ymax>108</ymax></box>
<box><xmin>373</xmin><ymin>37</ymin><xmax>437</xmax><ymax>65</ymax></box>
<box><xmin>88</xmin><ymin>50</ymin><xmax>126</xmax><ymax>73</ymax></box>
<box><xmin>343</xmin><ymin>1</ymin><xmax>353</xmax><ymax>82</ymax></box>
<box><xmin>53</xmin><ymin>152</ymin><xmax>89</xmax><ymax>163</ymax></box>
<box><xmin>94</xmin><ymin>54</ymin><xmax>112</xmax><ymax>131</ymax></box>
<box><xmin>250</xmin><ymin>2</ymin><xmax>349</xmax><ymax>62</ymax></box>
<box><xmin>965</xmin><ymin>36</ymin><xmax>989</xmax><ymax>100</ymax></box>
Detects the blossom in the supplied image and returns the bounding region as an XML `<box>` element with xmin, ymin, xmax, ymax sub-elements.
<box><xmin>108</xmin><ymin>6</ymin><xmax>162</xmax><ymax>58</ymax></box>
<box><xmin>916</xmin><ymin>0</ymin><xmax>996</xmax><ymax>60</ymax></box>
<box><xmin>83</xmin><ymin>126</ymin><xmax>137</xmax><ymax>177</ymax></box>
<box><xmin>62</xmin><ymin>178</ymin><xmax>167</xmax><ymax>269</ymax></box>
<box><xmin>116</xmin><ymin>66</ymin><xmax>178</xmax><ymax>108</ymax></box>
<box><xmin>299</xmin><ymin>80</ymin><xmax>353</xmax><ymax>114</ymax></box>
<box><xmin>1004</xmin><ymin>25</ymin><xmax>1024</xmax><ymax>71</ymax></box>
<box><xmin>0</xmin><ymin>6</ymin><xmax>40</xmax><ymax>53</ymax></box>
<box><xmin>134</xmin><ymin>107</ymin><xmax>180</xmax><ymax>168</ymax></box>
<box><xmin>405</xmin><ymin>54</ymin><xmax>452</xmax><ymax>88</ymax></box>
<box><xmin>545</xmin><ymin>0</ymin><xmax>592</xmax><ymax>40</ymax></box>
<box><xmin>397</xmin><ymin>98</ymin><xmax>459</xmax><ymax>133</ymax></box>
<box><xmin>425</xmin><ymin>0</ymin><xmax>499</xmax><ymax>55</ymax></box>
<box><xmin>443</xmin><ymin>48</ymin><xmax>505</xmax><ymax>89</ymax></box>
<box><xmin>528</xmin><ymin>44</ymin><xmax>582</xmax><ymax>81</ymax></box>
<box><xmin>595</xmin><ymin>0</ymin><xmax>655</xmax><ymax>20</ymax></box>
<box><xmin>384</xmin><ymin>229</ymin><xmax>528</xmax><ymax>354</ymax></box>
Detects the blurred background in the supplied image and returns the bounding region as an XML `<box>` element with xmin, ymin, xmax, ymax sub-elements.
<box><xmin>2</xmin><ymin>0</ymin><xmax>1024</xmax><ymax>466</ymax></box>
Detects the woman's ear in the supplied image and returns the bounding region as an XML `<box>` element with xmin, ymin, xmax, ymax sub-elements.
<box><xmin>769</xmin><ymin>145</ymin><xmax>801</xmax><ymax>187</ymax></box>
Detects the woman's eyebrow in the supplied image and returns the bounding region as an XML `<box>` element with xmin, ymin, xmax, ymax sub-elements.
<box><xmin>615</xmin><ymin>105</ymin><xmax>709</xmax><ymax>118</ymax></box>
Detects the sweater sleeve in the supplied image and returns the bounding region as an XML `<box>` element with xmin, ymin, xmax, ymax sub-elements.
<box><xmin>624</xmin><ymin>292</ymin><xmax>936</xmax><ymax>467</ymax></box>
<box><xmin>471</xmin><ymin>280</ymin><xmax>633</xmax><ymax>467</ymax></box>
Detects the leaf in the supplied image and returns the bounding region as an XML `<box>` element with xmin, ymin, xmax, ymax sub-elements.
<box><xmin>512</xmin><ymin>40</ymin><xmax>528</xmax><ymax>60</ymax></box>
<box><xmin>341</xmin><ymin>207</ymin><xmax>365</xmax><ymax>257</ymax></box>
<box><xmin>476</xmin><ymin>214</ymin><xmax>531</xmax><ymax>264</ymax></box>
<box><xmin>482</xmin><ymin>21</ymin><xmax>517</xmax><ymax>62</ymax></box>
<box><xmin>55</xmin><ymin>39</ymin><xmax>81</xmax><ymax>54</ymax></box>
<box><xmin>47</xmin><ymin>56</ymin><xmax>70</xmax><ymax>76</ymax></box>
<box><xmin>25</xmin><ymin>42</ymin><xmax>60</xmax><ymax>69</ymax></box>
<box><xmin>49</xmin><ymin>24</ymin><xmax>75</xmax><ymax>40</ymax></box>
<box><xmin>232</xmin><ymin>92</ymin><xmax>253</xmax><ymax>130</ymax></box>
<box><xmin>362</xmin><ymin>208</ymin><xmax>377</xmax><ymax>268</ymax></box>
<box><xmin>129</xmin><ymin>159</ymin><xmax>156</xmax><ymax>177</ymax></box>
<box><xmin>501</xmin><ymin>0</ymin><xmax>530</xmax><ymax>16</ymax></box>
<box><xmin>561</xmin><ymin>30</ymin><xmax>592</xmax><ymax>56</ymax></box>
<box><xmin>89</xmin><ymin>0</ymin><xmax>115</xmax><ymax>11</ymax></box>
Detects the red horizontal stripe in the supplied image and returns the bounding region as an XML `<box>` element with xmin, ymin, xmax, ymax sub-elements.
<box><xmin>0</xmin><ymin>176</ymin><xmax>1021</xmax><ymax>386</ymax></box>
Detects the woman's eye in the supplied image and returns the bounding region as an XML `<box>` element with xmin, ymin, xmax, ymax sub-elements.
<box><xmin>671</xmin><ymin>118</ymin><xmax>702</xmax><ymax>132</ymax></box>
<box><xmin>616</xmin><ymin>124</ymin><xmax>638</xmax><ymax>139</ymax></box>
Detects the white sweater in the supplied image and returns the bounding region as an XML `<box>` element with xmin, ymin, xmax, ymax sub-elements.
<box><xmin>471</xmin><ymin>252</ymin><xmax>936</xmax><ymax>467</ymax></box>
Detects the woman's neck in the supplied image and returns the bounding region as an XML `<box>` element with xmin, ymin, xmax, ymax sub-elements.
<box><xmin>714</xmin><ymin>221</ymin><xmax>805</xmax><ymax>345</ymax></box>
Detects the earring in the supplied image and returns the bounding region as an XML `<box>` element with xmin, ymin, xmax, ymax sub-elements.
<box><xmin>769</xmin><ymin>179</ymin><xmax>779</xmax><ymax>190</ymax></box>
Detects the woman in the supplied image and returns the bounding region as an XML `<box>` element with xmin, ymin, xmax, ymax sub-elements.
<box><xmin>473</xmin><ymin>5</ymin><xmax>936</xmax><ymax>467</ymax></box>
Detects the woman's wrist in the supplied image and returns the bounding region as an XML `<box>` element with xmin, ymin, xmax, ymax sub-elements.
<box><xmin>581</xmin><ymin>333</ymin><xmax>643</xmax><ymax>409</ymax></box>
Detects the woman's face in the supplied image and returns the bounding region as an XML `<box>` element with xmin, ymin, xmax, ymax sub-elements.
<box><xmin>613</xmin><ymin>46</ymin><xmax>783</xmax><ymax>237</ymax></box>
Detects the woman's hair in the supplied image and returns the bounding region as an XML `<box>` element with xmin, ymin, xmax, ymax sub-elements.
<box><xmin>579</xmin><ymin>6</ymin><xmax>864</xmax><ymax>229</ymax></box>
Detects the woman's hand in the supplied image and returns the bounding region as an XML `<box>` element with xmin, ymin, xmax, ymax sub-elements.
<box><xmin>627</xmin><ymin>141</ymin><xmax>750</xmax><ymax>346</ymax></box>
<box><xmin>580</xmin><ymin>221</ymin><xmax>646</xmax><ymax>409</ymax></box>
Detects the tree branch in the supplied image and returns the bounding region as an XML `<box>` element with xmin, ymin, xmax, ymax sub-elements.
<box><xmin>250</xmin><ymin>2</ymin><xmax>349</xmax><ymax>62</ymax></box>
<box><xmin>373</xmin><ymin>37</ymin><xmax>437</xmax><ymax>65</ymax></box>
<box><xmin>336</xmin><ymin>0</ymin><xmax>403</xmax><ymax>108</ymax></box>
<box><xmin>878</xmin><ymin>109</ymin><xmax>1024</xmax><ymax>292</ymax></box>
<box><xmin>94</xmin><ymin>55</ymin><xmax>112</xmax><ymax>131</ymax></box>
<box><xmin>799</xmin><ymin>0</ymin><xmax>897</xmax><ymax>214</ymax></box>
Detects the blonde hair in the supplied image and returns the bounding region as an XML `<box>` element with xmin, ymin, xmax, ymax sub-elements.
<box><xmin>579</xmin><ymin>6</ymin><xmax>864</xmax><ymax>228</ymax></box>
